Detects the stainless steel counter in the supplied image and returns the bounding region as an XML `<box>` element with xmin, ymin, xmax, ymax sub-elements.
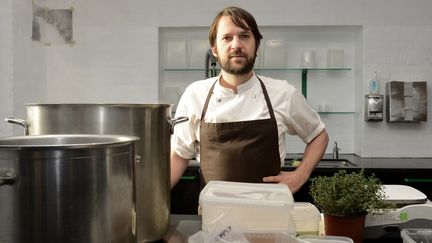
<box><xmin>190</xmin><ymin>154</ymin><xmax>432</xmax><ymax>169</ymax></box>
<box><xmin>331</xmin><ymin>154</ymin><xmax>432</xmax><ymax>169</ymax></box>
<box><xmin>163</xmin><ymin>214</ymin><xmax>402</xmax><ymax>243</ymax></box>
<box><xmin>285</xmin><ymin>153</ymin><xmax>432</xmax><ymax>169</ymax></box>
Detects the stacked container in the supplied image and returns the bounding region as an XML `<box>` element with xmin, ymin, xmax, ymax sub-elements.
<box><xmin>291</xmin><ymin>203</ymin><xmax>322</xmax><ymax>236</ymax></box>
<box><xmin>401</xmin><ymin>229</ymin><xmax>432</xmax><ymax>243</ymax></box>
<box><xmin>199</xmin><ymin>181</ymin><xmax>295</xmax><ymax>235</ymax></box>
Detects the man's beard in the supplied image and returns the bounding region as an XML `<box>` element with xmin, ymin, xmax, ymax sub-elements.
<box><xmin>217</xmin><ymin>50</ymin><xmax>256</xmax><ymax>75</ymax></box>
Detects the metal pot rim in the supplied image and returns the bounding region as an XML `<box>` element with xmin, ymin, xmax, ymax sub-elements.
<box><xmin>0</xmin><ymin>134</ymin><xmax>139</xmax><ymax>148</ymax></box>
<box><xmin>25</xmin><ymin>103</ymin><xmax>172</xmax><ymax>108</ymax></box>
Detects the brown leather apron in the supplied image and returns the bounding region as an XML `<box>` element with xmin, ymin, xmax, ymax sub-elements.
<box><xmin>199</xmin><ymin>77</ymin><xmax>281</xmax><ymax>185</ymax></box>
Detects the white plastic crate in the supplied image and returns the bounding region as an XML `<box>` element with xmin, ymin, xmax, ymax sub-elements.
<box><xmin>199</xmin><ymin>181</ymin><xmax>295</xmax><ymax>234</ymax></box>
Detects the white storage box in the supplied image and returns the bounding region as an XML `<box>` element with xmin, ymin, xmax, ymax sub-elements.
<box><xmin>199</xmin><ymin>181</ymin><xmax>295</xmax><ymax>233</ymax></box>
<box><xmin>292</xmin><ymin>203</ymin><xmax>321</xmax><ymax>236</ymax></box>
<box><xmin>401</xmin><ymin>229</ymin><xmax>432</xmax><ymax>243</ymax></box>
<box><xmin>244</xmin><ymin>234</ymin><xmax>353</xmax><ymax>243</ymax></box>
<box><xmin>326</xmin><ymin>49</ymin><xmax>344</xmax><ymax>68</ymax></box>
<box><xmin>245</xmin><ymin>233</ymin><xmax>307</xmax><ymax>243</ymax></box>
<box><xmin>299</xmin><ymin>235</ymin><xmax>353</xmax><ymax>243</ymax></box>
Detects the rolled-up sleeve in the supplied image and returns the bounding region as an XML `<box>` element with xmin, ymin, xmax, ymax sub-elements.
<box><xmin>286</xmin><ymin>90</ymin><xmax>325</xmax><ymax>144</ymax></box>
<box><xmin>171</xmin><ymin>88</ymin><xmax>199</xmax><ymax>160</ymax></box>
<box><xmin>171</xmin><ymin>115</ymin><xmax>198</xmax><ymax>160</ymax></box>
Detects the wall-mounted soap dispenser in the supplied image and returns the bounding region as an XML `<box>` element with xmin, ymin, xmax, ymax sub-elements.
<box><xmin>365</xmin><ymin>71</ymin><xmax>384</xmax><ymax>122</ymax></box>
<box><xmin>365</xmin><ymin>94</ymin><xmax>384</xmax><ymax>121</ymax></box>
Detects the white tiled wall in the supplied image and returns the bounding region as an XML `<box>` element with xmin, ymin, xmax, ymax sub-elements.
<box><xmin>45</xmin><ymin>26</ymin><xmax>157</xmax><ymax>103</ymax></box>
<box><xmin>359</xmin><ymin>25</ymin><xmax>432</xmax><ymax>157</ymax></box>
<box><xmin>160</xmin><ymin>26</ymin><xmax>359</xmax><ymax>155</ymax></box>
<box><xmin>1</xmin><ymin>1</ymin><xmax>432</xmax><ymax>157</ymax></box>
<box><xmin>8</xmin><ymin>0</ymin><xmax>47</xmax><ymax>135</ymax></box>
<box><xmin>0</xmin><ymin>0</ymin><xmax>13</xmax><ymax>136</ymax></box>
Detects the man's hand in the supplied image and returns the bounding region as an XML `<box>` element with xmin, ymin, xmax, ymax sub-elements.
<box><xmin>263</xmin><ymin>129</ymin><xmax>329</xmax><ymax>193</ymax></box>
<box><xmin>262</xmin><ymin>170</ymin><xmax>309</xmax><ymax>193</ymax></box>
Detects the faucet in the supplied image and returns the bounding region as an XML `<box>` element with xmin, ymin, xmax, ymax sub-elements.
<box><xmin>332</xmin><ymin>141</ymin><xmax>341</xmax><ymax>160</ymax></box>
<box><xmin>205</xmin><ymin>49</ymin><xmax>217</xmax><ymax>78</ymax></box>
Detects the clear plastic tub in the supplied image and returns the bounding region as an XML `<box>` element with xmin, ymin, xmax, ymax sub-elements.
<box><xmin>246</xmin><ymin>234</ymin><xmax>354</xmax><ymax>243</ymax></box>
<box><xmin>401</xmin><ymin>229</ymin><xmax>432</xmax><ymax>243</ymax></box>
<box><xmin>199</xmin><ymin>181</ymin><xmax>295</xmax><ymax>234</ymax></box>
<box><xmin>299</xmin><ymin>235</ymin><xmax>354</xmax><ymax>243</ymax></box>
<box><xmin>245</xmin><ymin>232</ymin><xmax>306</xmax><ymax>243</ymax></box>
<box><xmin>292</xmin><ymin>202</ymin><xmax>321</xmax><ymax>236</ymax></box>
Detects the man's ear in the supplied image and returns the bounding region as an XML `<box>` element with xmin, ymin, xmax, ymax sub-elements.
<box><xmin>211</xmin><ymin>46</ymin><xmax>217</xmax><ymax>58</ymax></box>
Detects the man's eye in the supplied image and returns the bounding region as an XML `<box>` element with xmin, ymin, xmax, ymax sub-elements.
<box><xmin>241</xmin><ymin>34</ymin><xmax>250</xmax><ymax>39</ymax></box>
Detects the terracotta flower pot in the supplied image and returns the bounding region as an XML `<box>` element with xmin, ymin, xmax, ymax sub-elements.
<box><xmin>324</xmin><ymin>214</ymin><xmax>366</xmax><ymax>243</ymax></box>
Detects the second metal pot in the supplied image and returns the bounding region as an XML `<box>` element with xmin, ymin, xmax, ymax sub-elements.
<box><xmin>6</xmin><ymin>103</ymin><xmax>187</xmax><ymax>242</ymax></box>
<box><xmin>0</xmin><ymin>134</ymin><xmax>138</xmax><ymax>243</ymax></box>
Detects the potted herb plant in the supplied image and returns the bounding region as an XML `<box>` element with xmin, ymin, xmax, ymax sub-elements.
<box><xmin>309</xmin><ymin>170</ymin><xmax>393</xmax><ymax>243</ymax></box>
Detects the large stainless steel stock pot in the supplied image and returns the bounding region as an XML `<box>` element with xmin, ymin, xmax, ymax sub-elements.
<box><xmin>5</xmin><ymin>104</ymin><xmax>188</xmax><ymax>242</ymax></box>
<box><xmin>0</xmin><ymin>134</ymin><xmax>138</xmax><ymax>243</ymax></box>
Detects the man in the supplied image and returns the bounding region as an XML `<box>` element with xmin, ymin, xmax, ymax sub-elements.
<box><xmin>170</xmin><ymin>6</ymin><xmax>328</xmax><ymax>193</ymax></box>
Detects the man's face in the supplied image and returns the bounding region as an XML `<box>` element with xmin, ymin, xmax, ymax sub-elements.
<box><xmin>211</xmin><ymin>16</ymin><xmax>257</xmax><ymax>75</ymax></box>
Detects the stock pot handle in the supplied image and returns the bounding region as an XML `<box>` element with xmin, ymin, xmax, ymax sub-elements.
<box><xmin>5</xmin><ymin>117</ymin><xmax>30</xmax><ymax>135</ymax></box>
<box><xmin>168</xmin><ymin>117</ymin><xmax>188</xmax><ymax>134</ymax></box>
<box><xmin>0</xmin><ymin>169</ymin><xmax>16</xmax><ymax>186</ymax></box>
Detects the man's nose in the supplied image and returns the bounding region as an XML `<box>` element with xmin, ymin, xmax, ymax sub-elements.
<box><xmin>231</xmin><ymin>36</ymin><xmax>242</xmax><ymax>50</ymax></box>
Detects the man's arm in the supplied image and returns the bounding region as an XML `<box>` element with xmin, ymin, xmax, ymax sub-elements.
<box><xmin>263</xmin><ymin>129</ymin><xmax>329</xmax><ymax>193</ymax></box>
<box><xmin>170</xmin><ymin>150</ymin><xmax>190</xmax><ymax>189</ymax></box>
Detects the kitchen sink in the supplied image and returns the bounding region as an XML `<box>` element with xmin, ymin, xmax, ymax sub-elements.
<box><xmin>284</xmin><ymin>158</ymin><xmax>357</xmax><ymax>168</ymax></box>
<box><xmin>317</xmin><ymin>159</ymin><xmax>357</xmax><ymax>167</ymax></box>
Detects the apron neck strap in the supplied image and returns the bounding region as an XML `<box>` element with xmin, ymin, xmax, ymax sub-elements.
<box><xmin>200</xmin><ymin>80</ymin><xmax>218</xmax><ymax>121</ymax></box>
<box><xmin>200</xmin><ymin>76</ymin><xmax>276</xmax><ymax>121</ymax></box>
<box><xmin>257</xmin><ymin>76</ymin><xmax>276</xmax><ymax>120</ymax></box>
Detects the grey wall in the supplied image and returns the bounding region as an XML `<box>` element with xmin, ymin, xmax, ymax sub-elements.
<box><xmin>0</xmin><ymin>0</ymin><xmax>13</xmax><ymax>136</ymax></box>
<box><xmin>1</xmin><ymin>0</ymin><xmax>432</xmax><ymax>157</ymax></box>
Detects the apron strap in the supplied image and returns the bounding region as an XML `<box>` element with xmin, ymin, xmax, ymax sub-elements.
<box><xmin>256</xmin><ymin>76</ymin><xmax>276</xmax><ymax>121</ymax></box>
<box><xmin>200</xmin><ymin>80</ymin><xmax>217</xmax><ymax>121</ymax></box>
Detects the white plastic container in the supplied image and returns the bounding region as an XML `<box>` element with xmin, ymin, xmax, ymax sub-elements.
<box><xmin>401</xmin><ymin>229</ymin><xmax>432</xmax><ymax>243</ymax></box>
<box><xmin>326</xmin><ymin>49</ymin><xmax>344</xmax><ymax>68</ymax></box>
<box><xmin>299</xmin><ymin>235</ymin><xmax>353</xmax><ymax>243</ymax></box>
<box><xmin>292</xmin><ymin>203</ymin><xmax>321</xmax><ymax>235</ymax></box>
<box><xmin>246</xmin><ymin>233</ymin><xmax>309</xmax><ymax>243</ymax></box>
<box><xmin>199</xmin><ymin>181</ymin><xmax>295</xmax><ymax>234</ymax></box>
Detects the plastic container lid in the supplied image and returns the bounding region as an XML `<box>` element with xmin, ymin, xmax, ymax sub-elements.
<box><xmin>299</xmin><ymin>235</ymin><xmax>354</xmax><ymax>243</ymax></box>
<box><xmin>200</xmin><ymin>181</ymin><xmax>296</xmax><ymax>234</ymax></box>
<box><xmin>291</xmin><ymin>203</ymin><xmax>321</xmax><ymax>235</ymax></box>
<box><xmin>292</xmin><ymin>202</ymin><xmax>321</xmax><ymax>219</ymax></box>
<box><xmin>401</xmin><ymin>229</ymin><xmax>432</xmax><ymax>243</ymax></box>
<box><xmin>199</xmin><ymin>180</ymin><xmax>294</xmax><ymax>206</ymax></box>
<box><xmin>383</xmin><ymin>185</ymin><xmax>427</xmax><ymax>205</ymax></box>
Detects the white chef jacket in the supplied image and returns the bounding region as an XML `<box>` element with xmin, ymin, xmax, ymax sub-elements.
<box><xmin>171</xmin><ymin>73</ymin><xmax>325</xmax><ymax>165</ymax></box>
